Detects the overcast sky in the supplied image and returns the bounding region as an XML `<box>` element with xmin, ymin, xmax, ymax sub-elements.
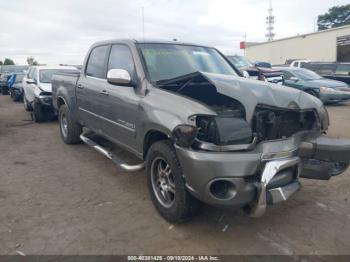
<box><xmin>0</xmin><ymin>0</ymin><xmax>348</xmax><ymax>65</ymax></box>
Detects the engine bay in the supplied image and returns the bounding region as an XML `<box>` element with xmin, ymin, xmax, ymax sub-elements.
<box><xmin>156</xmin><ymin>72</ymin><xmax>320</xmax><ymax>148</ymax></box>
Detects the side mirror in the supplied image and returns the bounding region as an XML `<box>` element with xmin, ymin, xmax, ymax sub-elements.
<box><xmin>26</xmin><ymin>79</ymin><xmax>36</xmax><ymax>84</ymax></box>
<box><xmin>107</xmin><ymin>69</ymin><xmax>132</xmax><ymax>86</ymax></box>
<box><xmin>290</xmin><ymin>76</ymin><xmax>298</xmax><ymax>82</ymax></box>
<box><xmin>242</xmin><ymin>70</ymin><xmax>250</xmax><ymax>78</ymax></box>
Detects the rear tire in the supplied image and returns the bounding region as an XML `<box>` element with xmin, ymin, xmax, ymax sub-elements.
<box><xmin>1</xmin><ymin>86</ymin><xmax>9</xmax><ymax>95</ymax></box>
<box><xmin>32</xmin><ymin>101</ymin><xmax>46</xmax><ymax>123</ymax></box>
<box><xmin>59</xmin><ymin>104</ymin><xmax>82</xmax><ymax>144</ymax></box>
<box><xmin>146</xmin><ymin>140</ymin><xmax>200</xmax><ymax>223</ymax></box>
<box><xmin>11</xmin><ymin>90</ymin><xmax>21</xmax><ymax>102</ymax></box>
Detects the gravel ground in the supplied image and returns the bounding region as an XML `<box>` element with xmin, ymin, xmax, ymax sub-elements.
<box><xmin>1</xmin><ymin>94</ymin><xmax>350</xmax><ymax>255</ymax></box>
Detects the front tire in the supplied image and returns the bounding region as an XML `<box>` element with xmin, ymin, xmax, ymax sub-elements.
<box><xmin>23</xmin><ymin>95</ymin><xmax>32</xmax><ymax>111</ymax></box>
<box><xmin>32</xmin><ymin>101</ymin><xmax>46</xmax><ymax>123</ymax></box>
<box><xmin>59</xmin><ymin>104</ymin><xmax>82</xmax><ymax>144</ymax></box>
<box><xmin>146</xmin><ymin>140</ymin><xmax>200</xmax><ymax>223</ymax></box>
<box><xmin>11</xmin><ymin>90</ymin><xmax>21</xmax><ymax>102</ymax></box>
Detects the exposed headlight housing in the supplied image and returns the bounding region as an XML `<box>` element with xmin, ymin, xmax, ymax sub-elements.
<box><xmin>172</xmin><ymin>125</ymin><xmax>198</xmax><ymax>147</ymax></box>
<box><xmin>320</xmin><ymin>86</ymin><xmax>337</xmax><ymax>94</ymax></box>
<box><xmin>318</xmin><ymin>105</ymin><xmax>329</xmax><ymax>130</ymax></box>
<box><xmin>195</xmin><ymin>115</ymin><xmax>252</xmax><ymax>146</ymax></box>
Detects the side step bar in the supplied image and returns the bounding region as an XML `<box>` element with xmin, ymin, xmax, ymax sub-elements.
<box><xmin>80</xmin><ymin>134</ymin><xmax>145</xmax><ymax>172</ymax></box>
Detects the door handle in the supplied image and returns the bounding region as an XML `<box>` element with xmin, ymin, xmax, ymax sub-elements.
<box><xmin>77</xmin><ymin>83</ymin><xmax>84</xmax><ymax>89</ymax></box>
<box><xmin>100</xmin><ymin>90</ymin><xmax>109</xmax><ymax>96</ymax></box>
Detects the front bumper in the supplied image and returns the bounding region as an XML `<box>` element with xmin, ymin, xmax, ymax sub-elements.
<box><xmin>36</xmin><ymin>95</ymin><xmax>53</xmax><ymax>107</ymax></box>
<box><xmin>319</xmin><ymin>89</ymin><xmax>350</xmax><ymax>103</ymax></box>
<box><xmin>175</xmin><ymin>132</ymin><xmax>350</xmax><ymax>217</ymax></box>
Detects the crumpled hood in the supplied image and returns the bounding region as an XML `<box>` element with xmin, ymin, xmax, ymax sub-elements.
<box><xmin>201</xmin><ymin>72</ymin><xmax>325</xmax><ymax>123</ymax></box>
<box><xmin>38</xmin><ymin>83</ymin><xmax>52</xmax><ymax>93</ymax></box>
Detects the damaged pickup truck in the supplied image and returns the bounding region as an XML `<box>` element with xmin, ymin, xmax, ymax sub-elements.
<box><xmin>52</xmin><ymin>40</ymin><xmax>350</xmax><ymax>223</ymax></box>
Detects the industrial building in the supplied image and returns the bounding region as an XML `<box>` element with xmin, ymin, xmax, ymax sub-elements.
<box><xmin>245</xmin><ymin>24</ymin><xmax>350</xmax><ymax>65</ymax></box>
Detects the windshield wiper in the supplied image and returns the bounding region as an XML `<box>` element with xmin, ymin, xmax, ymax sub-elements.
<box><xmin>154</xmin><ymin>71</ymin><xmax>200</xmax><ymax>86</ymax></box>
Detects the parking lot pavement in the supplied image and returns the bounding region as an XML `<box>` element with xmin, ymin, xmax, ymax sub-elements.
<box><xmin>0</xmin><ymin>94</ymin><xmax>350</xmax><ymax>255</ymax></box>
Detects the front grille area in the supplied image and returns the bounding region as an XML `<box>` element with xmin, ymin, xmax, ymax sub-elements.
<box><xmin>253</xmin><ymin>105</ymin><xmax>319</xmax><ymax>142</ymax></box>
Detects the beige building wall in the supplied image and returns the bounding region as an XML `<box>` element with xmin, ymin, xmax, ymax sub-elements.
<box><xmin>245</xmin><ymin>25</ymin><xmax>350</xmax><ymax>65</ymax></box>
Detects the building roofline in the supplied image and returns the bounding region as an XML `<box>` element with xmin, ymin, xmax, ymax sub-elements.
<box><xmin>247</xmin><ymin>24</ymin><xmax>350</xmax><ymax>47</ymax></box>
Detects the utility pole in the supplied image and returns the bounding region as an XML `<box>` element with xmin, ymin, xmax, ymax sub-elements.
<box><xmin>142</xmin><ymin>6</ymin><xmax>145</xmax><ymax>41</ymax></box>
<box><xmin>265</xmin><ymin>0</ymin><xmax>275</xmax><ymax>41</ymax></box>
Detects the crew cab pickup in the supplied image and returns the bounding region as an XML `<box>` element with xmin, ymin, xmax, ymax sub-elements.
<box><xmin>52</xmin><ymin>39</ymin><xmax>350</xmax><ymax>223</ymax></box>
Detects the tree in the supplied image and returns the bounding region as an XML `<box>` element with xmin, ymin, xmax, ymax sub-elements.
<box><xmin>0</xmin><ymin>61</ymin><xmax>3</xmax><ymax>65</ymax></box>
<box><xmin>3</xmin><ymin>58</ymin><xmax>15</xmax><ymax>65</ymax></box>
<box><xmin>27</xmin><ymin>56</ymin><xmax>39</xmax><ymax>65</ymax></box>
<box><xmin>317</xmin><ymin>4</ymin><xmax>350</xmax><ymax>30</ymax></box>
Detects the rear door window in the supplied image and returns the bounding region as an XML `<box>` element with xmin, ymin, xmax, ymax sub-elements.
<box><xmin>86</xmin><ymin>45</ymin><xmax>109</xmax><ymax>79</ymax></box>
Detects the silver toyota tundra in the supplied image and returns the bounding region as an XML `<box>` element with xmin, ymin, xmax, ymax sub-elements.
<box><xmin>52</xmin><ymin>39</ymin><xmax>350</xmax><ymax>223</ymax></box>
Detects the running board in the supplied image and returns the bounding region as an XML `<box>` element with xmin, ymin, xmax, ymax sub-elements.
<box><xmin>80</xmin><ymin>134</ymin><xmax>145</xmax><ymax>172</ymax></box>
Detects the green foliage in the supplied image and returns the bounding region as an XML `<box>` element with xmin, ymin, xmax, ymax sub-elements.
<box><xmin>318</xmin><ymin>4</ymin><xmax>350</xmax><ymax>30</ymax></box>
<box><xmin>0</xmin><ymin>61</ymin><xmax>3</xmax><ymax>65</ymax></box>
<box><xmin>26</xmin><ymin>56</ymin><xmax>39</xmax><ymax>65</ymax></box>
<box><xmin>3</xmin><ymin>58</ymin><xmax>15</xmax><ymax>65</ymax></box>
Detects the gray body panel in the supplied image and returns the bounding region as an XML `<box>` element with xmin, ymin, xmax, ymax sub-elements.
<box><xmin>52</xmin><ymin>39</ymin><xmax>350</xmax><ymax>212</ymax></box>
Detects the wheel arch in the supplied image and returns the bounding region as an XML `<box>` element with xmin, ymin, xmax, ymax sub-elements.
<box><xmin>57</xmin><ymin>96</ymin><xmax>67</xmax><ymax>109</ymax></box>
<box><xmin>143</xmin><ymin>129</ymin><xmax>171</xmax><ymax>159</ymax></box>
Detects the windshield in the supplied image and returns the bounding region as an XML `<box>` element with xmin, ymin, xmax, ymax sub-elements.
<box><xmin>15</xmin><ymin>74</ymin><xmax>24</xmax><ymax>82</ymax></box>
<box><xmin>39</xmin><ymin>69</ymin><xmax>76</xmax><ymax>83</ymax></box>
<box><xmin>138</xmin><ymin>43</ymin><xmax>238</xmax><ymax>82</ymax></box>
<box><xmin>293</xmin><ymin>69</ymin><xmax>322</xmax><ymax>80</ymax></box>
<box><xmin>227</xmin><ymin>55</ymin><xmax>252</xmax><ymax>69</ymax></box>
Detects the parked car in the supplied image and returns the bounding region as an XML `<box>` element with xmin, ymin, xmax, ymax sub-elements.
<box><xmin>0</xmin><ymin>65</ymin><xmax>28</xmax><ymax>95</ymax></box>
<box><xmin>301</xmin><ymin>62</ymin><xmax>350</xmax><ymax>85</ymax></box>
<box><xmin>290</xmin><ymin>60</ymin><xmax>310</xmax><ymax>68</ymax></box>
<box><xmin>0</xmin><ymin>73</ymin><xmax>11</xmax><ymax>95</ymax></box>
<box><xmin>23</xmin><ymin>65</ymin><xmax>79</xmax><ymax>122</ymax></box>
<box><xmin>278</xmin><ymin>67</ymin><xmax>350</xmax><ymax>104</ymax></box>
<box><xmin>254</xmin><ymin>61</ymin><xmax>272</xmax><ymax>68</ymax></box>
<box><xmin>52</xmin><ymin>39</ymin><xmax>350</xmax><ymax>223</ymax></box>
<box><xmin>9</xmin><ymin>73</ymin><xmax>25</xmax><ymax>101</ymax></box>
<box><xmin>226</xmin><ymin>55</ymin><xmax>283</xmax><ymax>84</ymax></box>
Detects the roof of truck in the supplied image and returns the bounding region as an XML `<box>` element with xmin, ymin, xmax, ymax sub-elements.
<box><xmin>91</xmin><ymin>38</ymin><xmax>211</xmax><ymax>48</ymax></box>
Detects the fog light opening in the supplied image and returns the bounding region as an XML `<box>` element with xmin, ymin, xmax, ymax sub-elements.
<box><xmin>330</xmin><ymin>162</ymin><xmax>349</xmax><ymax>176</ymax></box>
<box><xmin>209</xmin><ymin>180</ymin><xmax>236</xmax><ymax>200</ymax></box>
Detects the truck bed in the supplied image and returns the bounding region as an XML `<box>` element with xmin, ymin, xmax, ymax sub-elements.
<box><xmin>52</xmin><ymin>72</ymin><xmax>80</xmax><ymax>111</ymax></box>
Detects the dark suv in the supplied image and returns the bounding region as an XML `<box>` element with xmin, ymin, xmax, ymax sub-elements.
<box><xmin>303</xmin><ymin>62</ymin><xmax>350</xmax><ymax>85</ymax></box>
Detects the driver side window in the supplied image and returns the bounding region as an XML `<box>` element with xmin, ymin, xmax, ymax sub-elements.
<box><xmin>107</xmin><ymin>45</ymin><xmax>135</xmax><ymax>77</ymax></box>
<box><xmin>28</xmin><ymin>68</ymin><xmax>35</xmax><ymax>79</ymax></box>
<box><xmin>32</xmin><ymin>69</ymin><xmax>38</xmax><ymax>82</ymax></box>
<box><xmin>283</xmin><ymin>71</ymin><xmax>294</xmax><ymax>80</ymax></box>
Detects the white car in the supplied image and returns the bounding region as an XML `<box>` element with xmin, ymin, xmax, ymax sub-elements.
<box><xmin>290</xmin><ymin>60</ymin><xmax>310</xmax><ymax>68</ymax></box>
<box><xmin>23</xmin><ymin>66</ymin><xmax>79</xmax><ymax>122</ymax></box>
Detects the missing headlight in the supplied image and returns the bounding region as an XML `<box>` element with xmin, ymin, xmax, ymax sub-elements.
<box><xmin>196</xmin><ymin>115</ymin><xmax>252</xmax><ymax>146</ymax></box>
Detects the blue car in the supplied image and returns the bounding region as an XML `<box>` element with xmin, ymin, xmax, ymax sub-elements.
<box><xmin>8</xmin><ymin>73</ymin><xmax>25</xmax><ymax>101</ymax></box>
